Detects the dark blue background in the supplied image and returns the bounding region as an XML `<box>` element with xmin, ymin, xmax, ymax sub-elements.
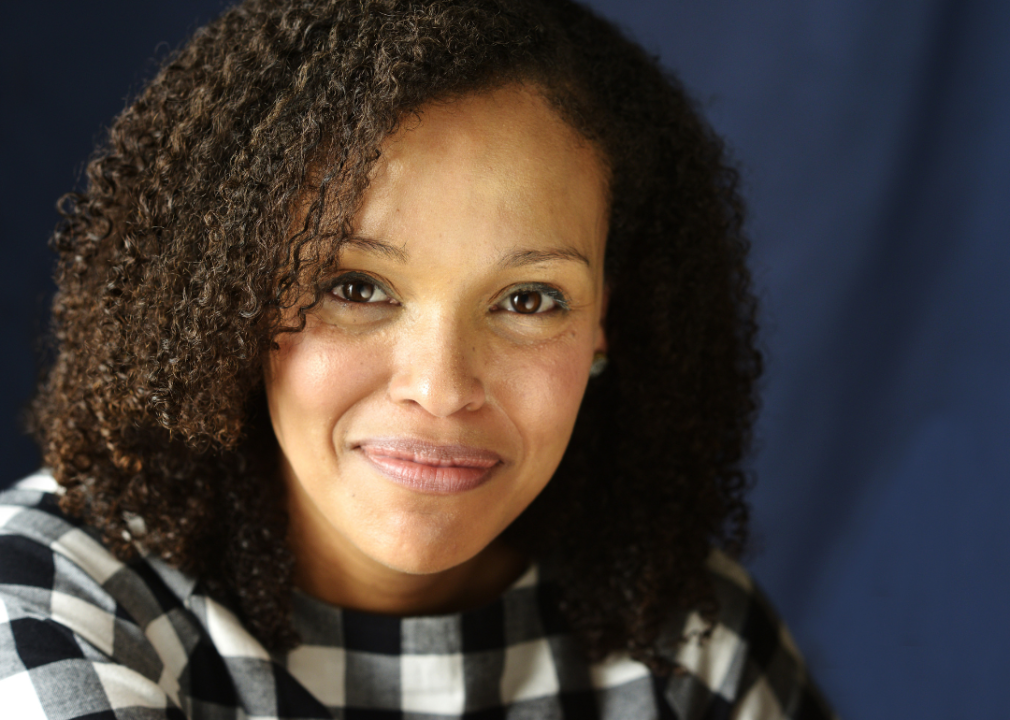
<box><xmin>3</xmin><ymin>2</ymin><xmax>1008</xmax><ymax>717</ymax></box>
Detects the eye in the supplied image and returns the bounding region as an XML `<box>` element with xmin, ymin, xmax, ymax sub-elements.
<box><xmin>331</xmin><ymin>277</ymin><xmax>392</xmax><ymax>304</ymax></box>
<box><xmin>496</xmin><ymin>286</ymin><xmax>566</xmax><ymax>314</ymax></box>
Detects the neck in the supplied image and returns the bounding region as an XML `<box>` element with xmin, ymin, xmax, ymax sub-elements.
<box><xmin>288</xmin><ymin>499</ymin><xmax>529</xmax><ymax>616</ymax></box>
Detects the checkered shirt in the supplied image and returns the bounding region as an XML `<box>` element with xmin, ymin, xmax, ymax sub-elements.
<box><xmin>0</xmin><ymin>472</ymin><xmax>835</xmax><ymax>719</ymax></box>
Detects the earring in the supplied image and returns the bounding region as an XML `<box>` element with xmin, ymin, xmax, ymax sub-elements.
<box><xmin>589</xmin><ymin>352</ymin><xmax>609</xmax><ymax>378</ymax></box>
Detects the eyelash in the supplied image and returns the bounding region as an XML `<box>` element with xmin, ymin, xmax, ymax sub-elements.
<box><xmin>493</xmin><ymin>284</ymin><xmax>570</xmax><ymax>315</ymax></box>
<box><xmin>325</xmin><ymin>273</ymin><xmax>569</xmax><ymax>316</ymax></box>
<box><xmin>326</xmin><ymin>272</ymin><xmax>397</xmax><ymax>305</ymax></box>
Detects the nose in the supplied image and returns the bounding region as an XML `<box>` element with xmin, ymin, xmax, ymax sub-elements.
<box><xmin>387</xmin><ymin>314</ymin><xmax>487</xmax><ymax>417</ymax></box>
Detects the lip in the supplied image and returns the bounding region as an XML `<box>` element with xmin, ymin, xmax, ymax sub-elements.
<box><xmin>355</xmin><ymin>438</ymin><xmax>503</xmax><ymax>495</ymax></box>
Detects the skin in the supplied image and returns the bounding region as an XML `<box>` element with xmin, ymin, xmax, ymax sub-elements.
<box><xmin>264</xmin><ymin>85</ymin><xmax>609</xmax><ymax>616</ymax></box>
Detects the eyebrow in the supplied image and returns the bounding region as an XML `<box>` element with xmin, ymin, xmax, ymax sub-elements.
<box><xmin>496</xmin><ymin>247</ymin><xmax>592</xmax><ymax>270</ymax></box>
<box><xmin>342</xmin><ymin>235</ymin><xmax>591</xmax><ymax>269</ymax></box>
<box><xmin>343</xmin><ymin>235</ymin><xmax>410</xmax><ymax>263</ymax></box>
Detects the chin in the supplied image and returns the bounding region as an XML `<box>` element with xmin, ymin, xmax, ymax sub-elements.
<box><xmin>364</xmin><ymin>518</ymin><xmax>486</xmax><ymax>576</ymax></box>
<box><xmin>376</xmin><ymin>554</ymin><xmax>461</xmax><ymax>577</ymax></box>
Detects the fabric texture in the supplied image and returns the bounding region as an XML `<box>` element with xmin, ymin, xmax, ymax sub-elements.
<box><xmin>0</xmin><ymin>473</ymin><xmax>834</xmax><ymax>719</ymax></box>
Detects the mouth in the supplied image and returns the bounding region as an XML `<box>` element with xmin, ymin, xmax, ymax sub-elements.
<box><xmin>355</xmin><ymin>438</ymin><xmax>502</xmax><ymax>494</ymax></box>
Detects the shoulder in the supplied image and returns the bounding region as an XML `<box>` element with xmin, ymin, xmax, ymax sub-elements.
<box><xmin>0</xmin><ymin>473</ymin><xmax>324</xmax><ymax>719</ymax></box>
<box><xmin>0</xmin><ymin>471</ymin><xmax>197</xmax><ymax>610</ymax></box>
<box><xmin>657</xmin><ymin>550</ymin><xmax>837</xmax><ymax>720</ymax></box>
<box><xmin>0</xmin><ymin>473</ymin><xmax>193</xmax><ymax>718</ymax></box>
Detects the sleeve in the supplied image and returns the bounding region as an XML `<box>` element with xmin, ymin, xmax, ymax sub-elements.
<box><xmin>658</xmin><ymin>551</ymin><xmax>838</xmax><ymax>720</ymax></box>
<box><xmin>0</xmin><ymin>496</ymin><xmax>187</xmax><ymax>720</ymax></box>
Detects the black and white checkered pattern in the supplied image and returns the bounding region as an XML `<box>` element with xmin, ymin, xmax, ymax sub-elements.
<box><xmin>0</xmin><ymin>473</ymin><xmax>835</xmax><ymax>719</ymax></box>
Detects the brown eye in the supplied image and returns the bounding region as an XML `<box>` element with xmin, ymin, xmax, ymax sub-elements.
<box><xmin>344</xmin><ymin>282</ymin><xmax>374</xmax><ymax>302</ymax></box>
<box><xmin>510</xmin><ymin>290</ymin><xmax>542</xmax><ymax>314</ymax></box>
<box><xmin>495</xmin><ymin>286</ymin><xmax>562</xmax><ymax>315</ymax></box>
<box><xmin>332</xmin><ymin>278</ymin><xmax>390</xmax><ymax>304</ymax></box>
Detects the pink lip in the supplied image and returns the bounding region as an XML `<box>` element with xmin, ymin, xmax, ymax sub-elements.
<box><xmin>355</xmin><ymin>438</ymin><xmax>502</xmax><ymax>494</ymax></box>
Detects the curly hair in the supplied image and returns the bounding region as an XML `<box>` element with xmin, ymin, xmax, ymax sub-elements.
<box><xmin>32</xmin><ymin>0</ymin><xmax>760</xmax><ymax>670</ymax></box>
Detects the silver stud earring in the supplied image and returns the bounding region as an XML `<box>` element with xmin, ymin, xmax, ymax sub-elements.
<box><xmin>589</xmin><ymin>352</ymin><xmax>609</xmax><ymax>378</ymax></box>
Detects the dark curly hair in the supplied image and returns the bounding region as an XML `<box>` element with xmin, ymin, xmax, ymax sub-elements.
<box><xmin>32</xmin><ymin>0</ymin><xmax>760</xmax><ymax>670</ymax></box>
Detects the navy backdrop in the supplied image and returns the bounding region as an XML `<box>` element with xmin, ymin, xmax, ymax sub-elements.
<box><xmin>2</xmin><ymin>2</ymin><xmax>1008</xmax><ymax>718</ymax></box>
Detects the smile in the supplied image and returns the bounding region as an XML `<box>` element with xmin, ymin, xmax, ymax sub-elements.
<box><xmin>355</xmin><ymin>438</ymin><xmax>502</xmax><ymax>494</ymax></box>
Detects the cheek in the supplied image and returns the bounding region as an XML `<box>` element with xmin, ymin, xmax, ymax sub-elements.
<box><xmin>496</xmin><ymin>341</ymin><xmax>590</xmax><ymax>455</ymax></box>
<box><xmin>266</xmin><ymin>332</ymin><xmax>385</xmax><ymax>438</ymax></box>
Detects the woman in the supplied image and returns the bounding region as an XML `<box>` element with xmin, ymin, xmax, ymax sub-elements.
<box><xmin>0</xmin><ymin>0</ymin><xmax>833</xmax><ymax>717</ymax></box>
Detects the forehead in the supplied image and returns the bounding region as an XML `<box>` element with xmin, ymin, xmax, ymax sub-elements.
<box><xmin>352</xmin><ymin>85</ymin><xmax>609</xmax><ymax>264</ymax></box>
<box><xmin>380</xmin><ymin>85</ymin><xmax>603</xmax><ymax>183</ymax></box>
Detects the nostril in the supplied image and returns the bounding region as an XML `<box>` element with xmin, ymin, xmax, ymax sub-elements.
<box><xmin>386</xmin><ymin>322</ymin><xmax>488</xmax><ymax>417</ymax></box>
<box><xmin>388</xmin><ymin>362</ymin><xmax>486</xmax><ymax>418</ymax></box>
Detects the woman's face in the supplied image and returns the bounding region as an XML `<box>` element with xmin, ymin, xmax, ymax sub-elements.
<box><xmin>264</xmin><ymin>86</ymin><xmax>609</xmax><ymax>594</ymax></box>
